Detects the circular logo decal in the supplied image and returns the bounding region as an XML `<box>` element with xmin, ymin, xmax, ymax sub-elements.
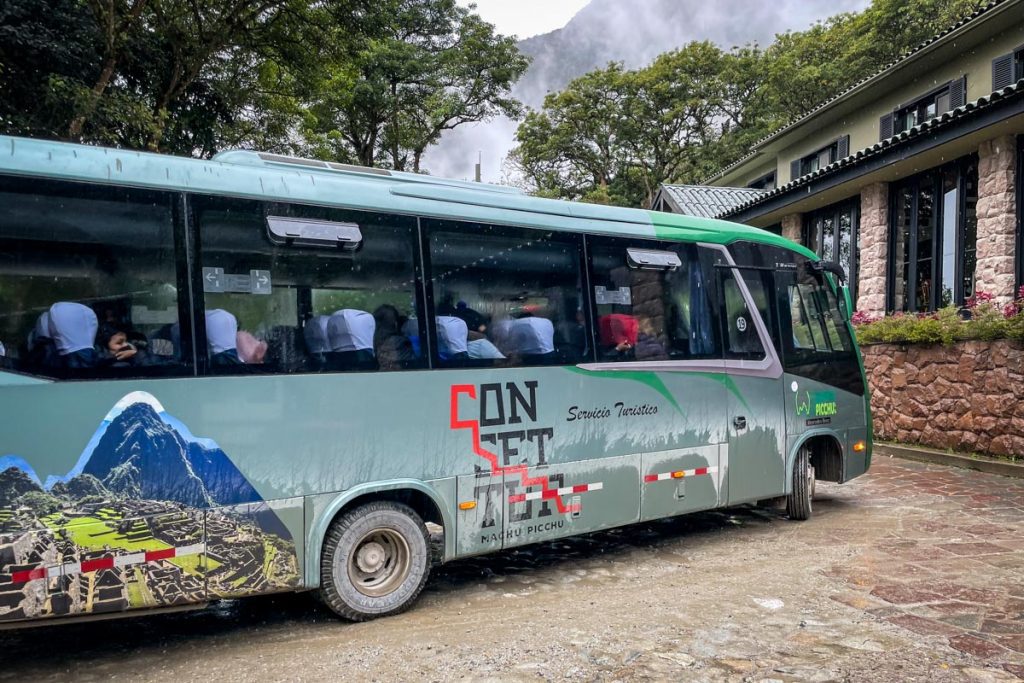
<box><xmin>736</xmin><ymin>316</ymin><xmax>747</xmax><ymax>333</ymax></box>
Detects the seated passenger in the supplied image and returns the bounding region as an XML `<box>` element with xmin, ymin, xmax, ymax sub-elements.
<box><xmin>303</xmin><ymin>315</ymin><xmax>330</xmax><ymax>369</ymax></box>
<box><xmin>48</xmin><ymin>302</ymin><xmax>99</xmax><ymax>369</ymax></box>
<box><xmin>237</xmin><ymin>330</ymin><xmax>268</xmax><ymax>364</ymax></box>
<box><xmin>435</xmin><ymin>315</ymin><xmax>469</xmax><ymax>361</ymax></box>
<box><xmin>25</xmin><ymin>311</ymin><xmax>59</xmax><ymax>369</ymax></box>
<box><xmin>598</xmin><ymin>313</ymin><xmax>639</xmax><ymax>360</ymax></box>
<box><xmin>206</xmin><ymin>309</ymin><xmax>243</xmax><ymax>366</ymax></box>
<box><xmin>98</xmin><ymin>325</ymin><xmax>145</xmax><ymax>368</ymax></box>
<box><xmin>467</xmin><ymin>331</ymin><xmax>504</xmax><ymax>360</ymax></box>
<box><xmin>509</xmin><ymin>316</ymin><xmax>556</xmax><ymax>363</ymax></box>
<box><xmin>634</xmin><ymin>317</ymin><xmax>667</xmax><ymax>361</ymax></box>
<box><xmin>373</xmin><ymin>305</ymin><xmax>416</xmax><ymax>370</ymax></box>
<box><xmin>326</xmin><ymin>309</ymin><xmax>377</xmax><ymax>370</ymax></box>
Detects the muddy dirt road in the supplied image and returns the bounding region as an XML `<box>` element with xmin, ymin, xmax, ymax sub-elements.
<box><xmin>2</xmin><ymin>455</ymin><xmax>1023</xmax><ymax>682</ymax></box>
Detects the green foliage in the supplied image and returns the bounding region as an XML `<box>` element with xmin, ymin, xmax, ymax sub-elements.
<box><xmin>17</xmin><ymin>491</ymin><xmax>63</xmax><ymax>516</ymax></box>
<box><xmin>0</xmin><ymin>0</ymin><xmax>528</xmax><ymax>166</ymax></box>
<box><xmin>512</xmin><ymin>0</ymin><xmax>989</xmax><ymax>207</ymax></box>
<box><xmin>854</xmin><ymin>304</ymin><xmax>1024</xmax><ymax>345</ymax></box>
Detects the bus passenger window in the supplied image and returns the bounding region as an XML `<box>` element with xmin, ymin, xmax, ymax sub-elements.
<box><xmin>425</xmin><ymin>221</ymin><xmax>585</xmax><ymax>368</ymax></box>
<box><xmin>0</xmin><ymin>177</ymin><xmax>192</xmax><ymax>379</ymax></box>
<box><xmin>196</xmin><ymin>198</ymin><xmax>423</xmax><ymax>374</ymax></box>
<box><xmin>588</xmin><ymin>239</ymin><xmax>719</xmax><ymax>363</ymax></box>
<box><xmin>721</xmin><ymin>273</ymin><xmax>766</xmax><ymax>360</ymax></box>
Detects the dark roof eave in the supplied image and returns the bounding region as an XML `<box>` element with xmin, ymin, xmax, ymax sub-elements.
<box><xmin>720</xmin><ymin>82</ymin><xmax>1024</xmax><ymax>223</ymax></box>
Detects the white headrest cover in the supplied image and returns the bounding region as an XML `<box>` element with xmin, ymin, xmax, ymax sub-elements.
<box><xmin>510</xmin><ymin>317</ymin><xmax>555</xmax><ymax>355</ymax></box>
<box><xmin>205</xmin><ymin>309</ymin><xmax>238</xmax><ymax>355</ymax></box>
<box><xmin>328</xmin><ymin>309</ymin><xmax>375</xmax><ymax>352</ymax></box>
<box><xmin>304</xmin><ymin>315</ymin><xmax>331</xmax><ymax>354</ymax></box>
<box><xmin>48</xmin><ymin>302</ymin><xmax>98</xmax><ymax>355</ymax></box>
<box><xmin>468</xmin><ymin>338</ymin><xmax>505</xmax><ymax>359</ymax></box>
<box><xmin>435</xmin><ymin>316</ymin><xmax>468</xmax><ymax>355</ymax></box>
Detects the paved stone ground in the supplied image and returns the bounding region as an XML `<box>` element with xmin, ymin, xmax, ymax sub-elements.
<box><xmin>0</xmin><ymin>456</ymin><xmax>1022</xmax><ymax>681</ymax></box>
<box><xmin>826</xmin><ymin>457</ymin><xmax>1024</xmax><ymax>675</ymax></box>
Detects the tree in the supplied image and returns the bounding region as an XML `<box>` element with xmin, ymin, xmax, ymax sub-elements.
<box><xmin>299</xmin><ymin>0</ymin><xmax>528</xmax><ymax>171</ymax></box>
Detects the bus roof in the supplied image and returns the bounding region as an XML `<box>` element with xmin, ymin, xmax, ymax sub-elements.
<box><xmin>0</xmin><ymin>136</ymin><xmax>815</xmax><ymax>259</ymax></box>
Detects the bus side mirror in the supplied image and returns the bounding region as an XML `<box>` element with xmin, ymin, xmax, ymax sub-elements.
<box><xmin>838</xmin><ymin>285</ymin><xmax>854</xmax><ymax>322</ymax></box>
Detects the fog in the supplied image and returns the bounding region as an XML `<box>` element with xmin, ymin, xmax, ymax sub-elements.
<box><xmin>424</xmin><ymin>0</ymin><xmax>870</xmax><ymax>182</ymax></box>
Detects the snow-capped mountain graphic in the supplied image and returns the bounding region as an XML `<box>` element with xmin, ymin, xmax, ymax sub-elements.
<box><xmin>1</xmin><ymin>391</ymin><xmax>262</xmax><ymax>509</ymax></box>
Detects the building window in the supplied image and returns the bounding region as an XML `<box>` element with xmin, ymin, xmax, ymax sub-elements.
<box><xmin>882</xmin><ymin>78</ymin><xmax>965</xmax><ymax>139</ymax></box>
<box><xmin>799</xmin><ymin>142</ymin><xmax>838</xmax><ymax>177</ymax></box>
<box><xmin>887</xmin><ymin>155</ymin><xmax>978</xmax><ymax>312</ymax></box>
<box><xmin>747</xmin><ymin>172</ymin><xmax>776</xmax><ymax>191</ymax></box>
<box><xmin>790</xmin><ymin>135</ymin><xmax>849</xmax><ymax>180</ymax></box>
<box><xmin>803</xmin><ymin>200</ymin><xmax>860</xmax><ymax>300</ymax></box>
<box><xmin>992</xmin><ymin>47</ymin><xmax>1024</xmax><ymax>91</ymax></box>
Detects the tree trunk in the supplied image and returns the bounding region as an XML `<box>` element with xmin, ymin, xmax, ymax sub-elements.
<box><xmin>67</xmin><ymin>55</ymin><xmax>118</xmax><ymax>140</ymax></box>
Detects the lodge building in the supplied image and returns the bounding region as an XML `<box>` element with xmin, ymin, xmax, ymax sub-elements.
<box><xmin>652</xmin><ymin>0</ymin><xmax>1024</xmax><ymax>315</ymax></box>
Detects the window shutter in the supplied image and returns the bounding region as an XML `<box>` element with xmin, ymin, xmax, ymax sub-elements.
<box><xmin>790</xmin><ymin>159</ymin><xmax>802</xmax><ymax>182</ymax></box>
<box><xmin>992</xmin><ymin>53</ymin><xmax>1014</xmax><ymax>90</ymax></box>
<box><xmin>879</xmin><ymin>113</ymin><xmax>894</xmax><ymax>141</ymax></box>
<box><xmin>836</xmin><ymin>134</ymin><xmax>850</xmax><ymax>159</ymax></box>
<box><xmin>949</xmin><ymin>76</ymin><xmax>966</xmax><ymax>109</ymax></box>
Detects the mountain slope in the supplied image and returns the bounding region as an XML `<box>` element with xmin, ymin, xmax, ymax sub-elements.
<box><xmin>426</xmin><ymin>0</ymin><xmax>869</xmax><ymax>180</ymax></box>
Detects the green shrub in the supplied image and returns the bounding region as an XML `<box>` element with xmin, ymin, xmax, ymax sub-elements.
<box><xmin>853</xmin><ymin>291</ymin><xmax>1024</xmax><ymax>346</ymax></box>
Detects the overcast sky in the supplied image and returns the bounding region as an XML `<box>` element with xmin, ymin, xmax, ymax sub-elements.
<box><xmin>456</xmin><ymin>0</ymin><xmax>591</xmax><ymax>39</ymax></box>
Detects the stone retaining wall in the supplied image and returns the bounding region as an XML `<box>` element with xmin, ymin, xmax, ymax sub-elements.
<box><xmin>862</xmin><ymin>340</ymin><xmax>1024</xmax><ymax>457</ymax></box>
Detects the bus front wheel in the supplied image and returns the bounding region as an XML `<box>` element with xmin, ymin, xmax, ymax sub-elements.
<box><xmin>318</xmin><ymin>501</ymin><xmax>431</xmax><ymax>621</ymax></box>
<box><xmin>786</xmin><ymin>446</ymin><xmax>815</xmax><ymax>521</ymax></box>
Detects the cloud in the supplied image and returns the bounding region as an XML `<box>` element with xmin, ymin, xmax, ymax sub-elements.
<box><xmin>428</xmin><ymin>0</ymin><xmax>871</xmax><ymax>182</ymax></box>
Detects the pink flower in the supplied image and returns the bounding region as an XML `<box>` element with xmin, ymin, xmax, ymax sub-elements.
<box><xmin>851</xmin><ymin>310</ymin><xmax>878</xmax><ymax>325</ymax></box>
<box><xmin>1003</xmin><ymin>303</ymin><xmax>1018</xmax><ymax>319</ymax></box>
<box><xmin>966</xmin><ymin>291</ymin><xmax>994</xmax><ymax>309</ymax></box>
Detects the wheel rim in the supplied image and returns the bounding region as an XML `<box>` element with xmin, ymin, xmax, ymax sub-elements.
<box><xmin>347</xmin><ymin>528</ymin><xmax>411</xmax><ymax>598</ymax></box>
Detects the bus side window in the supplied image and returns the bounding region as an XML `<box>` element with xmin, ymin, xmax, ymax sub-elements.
<box><xmin>588</xmin><ymin>239</ymin><xmax>720</xmax><ymax>363</ymax></box>
<box><xmin>424</xmin><ymin>220</ymin><xmax>586</xmax><ymax>368</ymax></box>
<box><xmin>720</xmin><ymin>269</ymin><xmax>767</xmax><ymax>361</ymax></box>
<box><xmin>195</xmin><ymin>198</ymin><xmax>424</xmax><ymax>374</ymax></box>
<box><xmin>0</xmin><ymin>176</ymin><xmax>192</xmax><ymax>379</ymax></box>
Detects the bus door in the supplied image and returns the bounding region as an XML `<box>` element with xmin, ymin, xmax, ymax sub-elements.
<box><xmin>717</xmin><ymin>264</ymin><xmax>788</xmax><ymax>505</ymax></box>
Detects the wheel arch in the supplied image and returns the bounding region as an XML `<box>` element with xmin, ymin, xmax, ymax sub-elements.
<box><xmin>304</xmin><ymin>480</ymin><xmax>453</xmax><ymax>589</ymax></box>
<box><xmin>785</xmin><ymin>430</ymin><xmax>846</xmax><ymax>493</ymax></box>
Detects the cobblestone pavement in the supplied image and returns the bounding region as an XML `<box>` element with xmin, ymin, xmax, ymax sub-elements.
<box><xmin>1</xmin><ymin>456</ymin><xmax>1023</xmax><ymax>682</ymax></box>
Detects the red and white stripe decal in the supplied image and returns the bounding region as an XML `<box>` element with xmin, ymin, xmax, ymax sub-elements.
<box><xmin>9</xmin><ymin>542</ymin><xmax>206</xmax><ymax>585</ymax></box>
<box><xmin>643</xmin><ymin>466</ymin><xmax>718</xmax><ymax>483</ymax></box>
<box><xmin>508</xmin><ymin>482</ymin><xmax>603</xmax><ymax>504</ymax></box>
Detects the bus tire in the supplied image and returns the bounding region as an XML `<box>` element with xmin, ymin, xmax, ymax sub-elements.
<box><xmin>786</xmin><ymin>446</ymin><xmax>815</xmax><ymax>521</ymax></box>
<box><xmin>318</xmin><ymin>501</ymin><xmax>430</xmax><ymax>621</ymax></box>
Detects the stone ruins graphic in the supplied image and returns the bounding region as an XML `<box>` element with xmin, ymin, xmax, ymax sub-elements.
<box><xmin>0</xmin><ymin>392</ymin><xmax>299</xmax><ymax>622</ymax></box>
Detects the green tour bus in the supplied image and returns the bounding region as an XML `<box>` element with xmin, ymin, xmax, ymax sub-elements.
<box><xmin>0</xmin><ymin>135</ymin><xmax>871</xmax><ymax>625</ymax></box>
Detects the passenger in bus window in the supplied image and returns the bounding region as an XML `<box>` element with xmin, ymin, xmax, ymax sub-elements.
<box><xmin>373</xmin><ymin>305</ymin><xmax>416</xmax><ymax>370</ymax></box>
<box><xmin>634</xmin><ymin>317</ymin><xmax>667</xmax><ymax>361</ymax></box>
<box><xmin>206</xmin><ymin>309</ymin><xmax>243</xmax><ymax>366</ymax></box>
<box><xmin>556</xmin><ymin>306</ymin><xmax>587</xmax><ymax>359</ymax></box>
<box><xmin>326</xmin><ymin>309</ymin><xmax>377</xmax><ymax>370</ymax></box>
<box><xmin>237</xmin><ymin>330</ymin><xmax>268</xmax><ymax>365</ymax></box>
<box><xmin>98</xmin><ymin>326</ymin><xmax>143</xmax><ymax>368</ymax></box>
<box><xmin>598</xmin><ymin>313</ymin><xmax>638</xmax><ymax>360</ymax></box>
<box><xmin>48</xmin><ymin>302</ymin><xmax>99</xmax><ymax>369</ymax></box>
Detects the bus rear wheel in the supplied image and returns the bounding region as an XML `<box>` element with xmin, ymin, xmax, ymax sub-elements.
<box><xmin>786</xmin><ymin>445</ymin><xmax>815</xmax><ymax>521</ymax></box>
<box><xmin>318</xmin><ymin>501</ymin><xmax>430</xmax><ymax>621</ymax></box>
